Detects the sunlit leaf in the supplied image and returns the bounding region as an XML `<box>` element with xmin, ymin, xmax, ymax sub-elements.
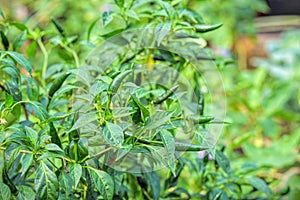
<box><xmin>0</xmin><ymin>183</ymin><xmax>11</xmax><ymax>200</ymax></box>
<box><xmin>88</xmin><ymin>168</ymin><xmax>114</xmax><ymax>200</ymax></box>
<box><xmin>3</xmin><ymin>51</ymin><xmax>32</xmax><ymax>75</ymax></box>
<box><xmin>247</xmin><ymin>177</ymin><xmax>272</xmax><ymax>197</ymax></box>
<box><xmin>35</xmin><ymin>162</ymin><xmax>59</xmax><ymax>200</ymax></box>
<box><xmin>103</xmin><ymin>122</ymin><xmax>124</xmax><ymax>146</ymax></box>
<box><xmin>160</xmin><ymin>129</ymin><xmax>176</xmax><ymax>175</ymax></box>
<box><xmin>21</xmin><ymin>154</ymin><xmax>33</xmax><ymax>177</ymax></box>
<box><xmin>155</xmin><ymin>22</ymin><xmax>171</xmax><ymax>46</ymax></box>
<box><xmin>59</xmin><ymin>172</ymin><xmax>72</xmax><ymax>196</ymax></box>
<box><xmin>16</xmin><ymin>186</ymin><xmax>35</xmax><ymax>200</ymax></box>
<box><xmin>69</xmin><ymin>164</ymin><xmax>82</xmax><ymax>189</ymax></box>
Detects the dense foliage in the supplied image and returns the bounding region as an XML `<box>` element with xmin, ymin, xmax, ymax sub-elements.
<box><xmin>0</xmin><ymin>0</ymin><xmax>299</xmax><ymax>199</ymax></box>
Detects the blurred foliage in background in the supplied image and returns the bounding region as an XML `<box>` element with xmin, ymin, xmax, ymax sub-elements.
<box><xmin>222</xmin><ymin>29</ymin><xmax>300</xmax><ymax>199</ymax></box>
<box><xmin>192</xmin><ymin>0</ymin><xmax>269</xmax><ymax>48</ymax></box>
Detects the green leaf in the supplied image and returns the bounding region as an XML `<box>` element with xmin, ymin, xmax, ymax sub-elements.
<box><xmin>37</xmin><ymin>152</ymin><xmax>63</xmax><ymax>161</ymax></box>
<box><xmin>179</xmin><ymin>8</ymin><xmax>204</xmax><ymax>23</ymax></box>
<box><xmin>3</xmin><ymin>65</ymin><xmax>21</xmax><ymax>83</ymax></box>
<box><xmin>247</xmin><ymin>177</ymin><xmax>272</xmax><ymax>197</ymax></box>
<box><xmin>3</xmin><ymin>103</ymin><xmax>20</xmax><ymax>127</ymax></box>
<box><xmin>160</xmin><ymin>1</ymin><xmax>175</xmax><ymax>18</ymax></box>
<box><xmin>16</xmin><ymin>186</ymin><xmax>35</xmax><ymax>200</ymax></box>
<box><xmin>35</xmin><ymin>162</ymin><xmax>59</xmax><ymax>200</ymax></box>
<box><xmin>114</xmin><ymin>0</ymin><xmax>124</xmax><ymax>8</ymax></box>
<box><xmin>116</xmin><ymin>144</ymin><xmax>132</xmax><ymax>161</ymax></box>
<box><xmin>48</xmin><ymin>72</ymin><xmax>71</xmax><ymax>98</ymax></box>
<box><xmin>51</xmin><ymin>18</ymin><xmax>65</xmax><ymax>36</ymax></box>
<box><xmin>88</xmin><ymin>168</ymin><xmax>114</xmax><ymax>200</ymax></box>
<box><xmin>0</xmin><ymin>132</ymin><xmax>5</xmax><ymax>145</ymax></box>
<box><xmin>99</xmin><ymin>14</ymin><xmax>126</xmax><ymax>38</ymax></box>
<box><xmin>155</xmin><ymin>22</ymin><xmax>171</xmax><ymax>46</ymax></box>
<box><xmin>144</xmin><ymin>172</ymin><xmax>160</xmax><ymax>200</ymax></box>
<box><xmin>5</xmin><ymin>81</ymin><xmax>22</xmax><ymax>102</ymax></box>
<box><xmin>2</xmin><ymin>167</ymin><xmax>17</xmax><ymax>195</ymax></box>
<box><xmin>26</xmin><ymin>77</ymin><xmax>39</xmax><ymax>101</ymax></box>
<box><xmin>25</xmin><ymin>126</ymin><xmax>38</xmax><ymax>147</ymax></box>
<box><xmin>131</xmin><ymin>95</ymin><xmax>150</xmax><ymax>123</ymax></box>
<box><xmin>4</xmin><ymin>51</ymin><xmax>32</xmax><ymax>75</ymax></box>
<box><xmin>45</xmin><ymin>144</ymin><xmax>64</xmax><ymax>153</ymax></box>
<box><xmin>87</xmin><ymin>16</ymin><xmax>101</xmax><ymax>41</ymax></box>
<box><xmin>90</xmin><ymin>81</ymin><xmax>108</xmax><ymax>97</ymax></box>
<box><xmin>10</xmin><ymin>23</ymin><xmax>28</xmax><ymax>31</ymax></box>
<box><xmin>49</xmin><ymin>122</ymin><xmax>62</xmax><ymax>148</ymax></box>
<box><xmin>160</xmin><ymin>129</ymin><xmax>175</xmax><ymax>175</ymax></box>
<box><xmin>112</xmin><ymin>107</ymin><xmax>134</xmax><ymax>119</ymax></box>
<box><xmin>78</xmin><ymin>138</ymin><xmax>89</xmax><ymax>159</ymax></box>
<box><xmin>0</xmin><ymin>9</ymin><xmax>5</xmax><ymax>19</ymax></box>
<box><xmin>38</xmin><ymin>135</ymin><xmax>52</xmax><ymax>147</ymax></box>
<box><xmin>215</xmin><ymin>150</ymin><xmax>231</xmax><ymax>174</ymax></box>
<box><xmin>69</xmin><ymin>164</ymin><xmax>82</xmax><ymax>189</ymax></box>
<box><xmin>59</xmin><ymin>172</ymin><xmax>72</xmax><ymax>197</ymax></box>
<box><xmin>144</xmin><ymin>111</ymin><xmax>171</xmax><ymax>130</ymax></box>
<box><xmin>264</xmin><ymin>84</ymin><xmax>292</xmax><ymax>116</ymax></box>
<box><xmin>29</xmin><ymin>101</ymin><xmax>49</xmax><ymax>120</ymax></box>
<box><xmin>21</xmin><ymin>154</ymin><xmax>33</xmax><ymax>177</ymax></box>
<box><xmin>13</xmin><ymin>31</ymin><xmax>27</xmax><ymax>51</ymax></box>
<box><xmin>103</xmin><ymin>122</ymin><xmax>124</xmax><ymax>147</ymax></box>
<box><xmin>127</xmin><ymin>10</ymin><xmax>140</xmax><ymax>20</ymax></box>
<box><xmin>26</xmin><ymin>41</ymin><xmax>37</xmax><ymax>60</ymax></box>
<box><xmin>51</xmin><ymin>85</ymin><xmax>77</xmax><ymax>101</ymax></box>
<box><xmin>4</xmin><ymin>93</ymin><xmax>14</xmax><ymax>108</ymax></box>
<box><xmin>0</xmin><ymin>30</ymin><xmax>9</xmax><ymax>50</ymax></box>
<box><xmin>70</xmin><ymin>111</ymin><xmax>97</xmax><ymax>132</ymax></box>
<box><xmin>0</xmin><ymin>183</ymin><xmax>11</xmax><ymax>200</ymax></box>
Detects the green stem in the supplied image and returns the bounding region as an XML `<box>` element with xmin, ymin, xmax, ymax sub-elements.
<box><xmin>0</xmin><ymin>146</ymin><xmax>33</xmax><ymax>154</ymax></box>
<box><xmin>47</xmin><ymin>158</ymin><xmax>60</xmax><ymax>170</ymax></box>
<box><xmin>74</xmin><ymin>139</ymin><xmax>79</xmax><ymax>163</ymax></box>
<box><xmin>63</xmin><ymin>45</ymin><xmax>80</xmax><ymax>68</ymax></box>
<box><xmin>71</xmin><ymin>49</ymin><xmax>80</xmax><ymax>68</ymax></box>
<box><xmin>79</xmin><ymin>147</ymin><xmax>113</xmax><ymax>163</ymax></box>
<box><xmin>37</xmin><ymin>38</ymin><xmax>48</xmax><ymax>81</ymax></box>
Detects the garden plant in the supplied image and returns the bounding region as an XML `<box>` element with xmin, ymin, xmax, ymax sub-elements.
<box><xmin>0</xmin><ymin>0</ymin><xmax>296</xmax><ymax>199</ymax></box>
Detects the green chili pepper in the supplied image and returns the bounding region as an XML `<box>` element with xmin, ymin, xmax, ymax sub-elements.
<box><xmin>49</xmin><ymin>122</ymin><xmax>62</xmax><ymax>148</ymax></box>
<box><xmin>68</xmin><ymin>130</ymin><xmax>79</xmax><ymax>142</ymax></box>
<box><xmin>48</xmin><ymin>72</ymin><xmax>71</xmax><ymax>98</ymax></box>
<box><xmin>131</xmin><ymin>97</ymin><xmax>142</xmax><ymax>124</ymax></box>
<box><xmin>131</xmin><ymin>95</ymin><xmax>150</xmax><ymax>123</ymax></box>
<box><xmin>199</xmin><ymin>116</ymin><xmax>214</xmax><ymax>124</ymax></box>
<box><xmin>175</xmin><ymin>142</ymin><xmax>209</xmax><ymax>151</ymax></box>
<box><xmin>3</xmin><ymin>167</ymin><xmax>18</xmax><ymax>195</ymax></box>
<box><xmin>68</xmin><ymin>138</ymin><xmax>88</xmax><ymax>162</ymax></box>
<box><xmin>78</xmin><ymin>138</ymin><xmax>89</xmax><ymax>159</ymax></box>
<box><xmin>124</xmin><ymin>133</ymin><xmax>208</xmax><ymax>151</ymax></box>
<box><xmin>108</xmin><ymin>69</ymin><xmax>131</xmax><ymax>93</ymax></box>
<box><xmin>154</xmin><ymin>85</ymin><xmax>179</xmax><ymax>104</ymax></box>
<box><xmin>108</xmin><ymin>71</ymin><xmax>121</xmax><ymax>79</ymax></box>
<box><xmin>195</xmin><ymin>23</ymin><xmax>222</xmax><ymax>33</ymax></box>
<box><xmin>68</xmin><ymin>140</ymin><xmax>77</xmax><ymax>161</ymax></box>
<box><xmin>198</xmin><ymin>92</ymin><xmax>204</xmax><ymax>115</ymax></box>
<box><xmin>68</xmin><ymin>113</ymin><xmax>79</xmax><ymax>142</ymax></box>
<box><xmin>0</xmin><ymin>30</ymin><xmax>9</xmax><ymax>50</ymax></box>
<box><xmin>51</xmin><ymin>18</ymin><xmax>65</xmax><ymax>36</ymax></box>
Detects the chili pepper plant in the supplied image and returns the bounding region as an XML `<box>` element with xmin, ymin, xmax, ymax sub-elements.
<box><xmin>0</xmin><ymin>0</ymin><xmax>275</xmax><ymax>199</ymax></box>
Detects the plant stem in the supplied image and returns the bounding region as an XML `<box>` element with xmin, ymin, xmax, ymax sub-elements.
<box><xmin>74</xmin><ymin>139</ymin><xmax>79</xmax><ymax>163</ymax></box>
<box><xmin>37</xmin><ymin>38</ymin><xmax>48</xmax><ymax>81</ymax></box>
<box><xmin>80</xmin><ymin>147</ymin><xmax>113</xmax><ymax>163</ymax></box>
